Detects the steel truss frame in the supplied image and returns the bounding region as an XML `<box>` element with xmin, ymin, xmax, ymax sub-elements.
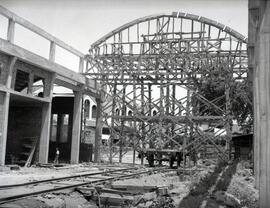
<box><xmin>85</xmin><ymin>12</ymin><xmax>249</xmax><ymax>164</ymax></box>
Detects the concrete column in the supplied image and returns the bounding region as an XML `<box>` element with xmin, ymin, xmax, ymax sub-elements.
<box><xmin>38</xmin><ymin>102</ymin><xmax>52</xmax><ymax>163</ymax></box>
<box><xmin>248</xmin><ymin>0</ymin><xmax>260</xmax><ymax>187</ymax></box>
<box><xmin>0</xmin><ymin>56</ymin><xmax>17</xmax><ymax>165</ymax></box>
<box><xmin>258</xmin><ymin>3</ymin><xmax>270</xmax><ymax>206</ymax></box>
<box><xmin>0</xmin><ymin>92</ymin><xmax>10</xmax><ymax>165</ymax></box>
<box><xmin>70</xmin><ymin>90</ymin><xmax>82</xmax><ymax>164</ymax></box>
<box><xmin>38</xmin><ymin>73</ymin><xmax>55</xmax><ymax>163</ymax></box>
<box><xmin>250</xmin><ymin>0</ymin><xmax>270</xmax><ymax>207</ymax></box>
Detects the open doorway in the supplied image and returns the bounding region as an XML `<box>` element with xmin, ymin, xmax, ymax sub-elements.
<box><xmin>49</xmin><ymin>96</ymin><xmax>73</xmax><ymax>163</ymax></box>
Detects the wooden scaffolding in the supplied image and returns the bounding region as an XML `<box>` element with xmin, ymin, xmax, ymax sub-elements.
<box><xmin>85</xmin><ymin>12</ymin><xmax>250</xmax><ymax>164</ymax></box>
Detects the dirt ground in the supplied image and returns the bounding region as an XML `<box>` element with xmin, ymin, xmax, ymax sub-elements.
<box><xmin>0</xmin><ymin>159</ymin><xmax>258</xmax><ymax>208</ymax></box>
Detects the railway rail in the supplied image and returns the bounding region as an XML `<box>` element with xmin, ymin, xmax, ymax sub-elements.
<box><xmin>0</xmin><ymin>166</ymin><xmax>175</xmax><ymax>205</ymax></box>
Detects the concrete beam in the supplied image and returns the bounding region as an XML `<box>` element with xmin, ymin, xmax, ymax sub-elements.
<box><xmin>0</xmin><ymin>38</ymin><xmax>85</xmax><ymax>84</ymax></box>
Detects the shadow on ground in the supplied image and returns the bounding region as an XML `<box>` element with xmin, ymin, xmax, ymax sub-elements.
<box><xmin>178</xmin><ymin>161</ymin><xmax>238</xmax><ymax>208</ymax></box>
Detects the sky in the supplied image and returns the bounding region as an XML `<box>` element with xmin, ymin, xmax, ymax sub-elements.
<box><xmin>0</xmin><ymin>0</ymin><xmax>248</xmax><ymax>71</ymax></box>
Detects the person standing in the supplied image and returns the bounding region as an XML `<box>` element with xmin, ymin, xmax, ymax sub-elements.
<box><xmin>54</xmin><ymin>148</ymin><xmax>60</xmax><ymax>164</ymax></box>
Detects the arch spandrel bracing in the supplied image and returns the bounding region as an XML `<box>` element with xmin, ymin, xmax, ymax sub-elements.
<box><xmin>85</xmin><ymin>12</ymin><xmax>251</xmax><ymax>164</ymax></box>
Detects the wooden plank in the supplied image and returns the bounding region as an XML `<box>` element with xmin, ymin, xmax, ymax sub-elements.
<box><xmin>24</xmin><ymin>137</ymin><xmax>38</xmax><ymax>167</ymax></box>
<box><xmin>79</xmin><ymin>187</ymin><xmax>138</xmax><ymax>196</ymax></box>
<box><xmin>0</xmin><ymin>5</ymin><xmax>84</xmax><ymax>58</ymax></box>
<box><xmin>111</xmin><ymin>184</ymin><xmax>157</xmax><ymax>192</ymax></box>
<box><xmin>92</xmin><ymin>194</ymin><xmax>134</xmax><ymax>206</ymax></box>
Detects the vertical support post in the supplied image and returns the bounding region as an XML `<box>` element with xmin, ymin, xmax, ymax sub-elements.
<box><xmin>39</xmin><ymin>102</ymin><xmax>52</xmax><ymax>163</ymax></box>
<box><xmin>7</xmin><ymin>19</ymin><xmax>15</xmax><ymax>43</ymax></box>
<box><xmin>70</xmin><ymin>90</ymin><xmax>82</xmax><ymax>164</ymax></box>
<box><xmin>0</xmin><ymin>57</ymin><xmax>17</xmax><ymax>165</ymax></box>
<box><xmin>158</xmin><ymin>78</ymin><xmax>164</xmax><ymax>165</ymax></box>
<box><xmin>225</xmin><ymin>79</ymin><xmax>232</xmax><ymax>159</ymax></box>
<box><xmin>132</xmin><ymin>79</ymin><xmax>137</xmax><ymax>165</ymax></box>
<box><xmin>79</xmin><ymin>57</ymin><xmax>84</xmax><ymax>73</ymax></box>
<box><xmin>119</xmin><ymin>87</ymin><xmax>126</xmax><ymax>163</ymax></box>
<box><xmin>109</xmin><ymin>83</ymin><xmax>117</xmax><ymax>163</ymax></box>
<box><xmin>0</xmin><ymin>92</ymin><xmax>9</xmax><ymax>165</ymax></box>
<box><xmin>166</xmin><ymin>74</ymin><xmax>171</xmax><ymax>148</ymax></box>
<box><xmin>140</xmin><ymin>81</ymin><xmax>145</xmax><ymax>165</ymax></box>
<box><xmin>148</xmin><ymin>84</ymin><xmax>153</xmax><ymax>149</ymax></box>
<box><xmin>94</xmin><ymin>72</ymin><xmax>106</xmax><ymax>163</ymax></box>
<box><xmin>251</xmin><ymin>1</ymin><xmax>270</xmax><ymax>207</ymax></box>
<box><xmin>94</xmin><ymin>97</ymin><xmax>103</xmax><ymax>163</ymax></box>
<box><xmin>248</xmin><ymin>0</ymin><xmax>260</xmax><ymax>188</ymax></box>
<box><xmin>27</xmin><ymin>72</ymin><xmax>34</xmax><ymax>95</ymax></box>
<box><xmin>49</xmin><ymin>41</ymin><xmax>56</xmax><ymax>62</ymax></box>
<box><xmin>171</xmin><ymin>85</ymin><xmax>176</xmax><ymax>137</ymax></box>
<box><xmin>184</xmin><ymin>89</ymin><xmax>190</xmax><ymax>167</ymax></box>
<box><xmin>39</xmin><ymin>73</ymin><xmax>55</xmax><ymax>163</ymax></box>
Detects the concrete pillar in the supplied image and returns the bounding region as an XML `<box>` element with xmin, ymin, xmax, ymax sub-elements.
<box><xmin>0</xmin><ymin>56</ymin><xmax>17</xmax><ymax>165</ymax></box>
<box><xmin>248</xmin><ymin>0</ymin><xmax>260</xmax><ymax>187</ymax></box>
<box><xmin>38</xmin><ymin>73</ymin><xmax>55</xmax><ymax>163</ymax></box>
<box><xmin>0</xmin><ymin>92</ymin><xmax>10</xmax><ymax>165</ymax></box>
<box><xmin>258</xmin><ymin>3</ymin><xmax>270</xmax><ymax>206</ymax></box>
<box><xmin>250</xmin><ymin>0</ymin><xmax>270</xmax><ymax>207</ymax></box>
<box><xmin>38</xmin><ymin>102</ymin><xmax>52</xmax><ymax>163</ymax></box>
<box><xmin>70</xmin><ymin>90</ymin><xmax>82</xmax><ymax>164</ymax></box>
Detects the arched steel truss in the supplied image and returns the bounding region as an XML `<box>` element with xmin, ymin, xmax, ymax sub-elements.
<box><xmin>85</xmin><ymin>12</ymin><xmax>249</xmax><ymax>164</ymax></box>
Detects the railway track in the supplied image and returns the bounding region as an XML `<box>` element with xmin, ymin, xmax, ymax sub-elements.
<box><xmin>0</xmin><ymin>166</ymin><xmax>174</xmax><ymax>205</ymax></box>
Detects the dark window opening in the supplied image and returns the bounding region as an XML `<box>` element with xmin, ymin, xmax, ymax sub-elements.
<box><xmin>92</xmin><ymin>105</ymin><xmax>97</xmax><ymax>119</ymax></box>
<box><xmin>33</xmin><ymin>76</ymin><xmax>44</xmax><ymax>98</ymax></box>
<box><xmin>84</xmin><ymin>100</ymin><xmax>90</xmax><ymax>119</ymax></box>
<box><xmin>14</xmin><ymin>70</ymin><xmax>29</xmax><ymax>93</ymax></box>
<box><xmin>51</xmin><ymin>114</ymin><xmax>58</xmax><ymax>142</ymax></box>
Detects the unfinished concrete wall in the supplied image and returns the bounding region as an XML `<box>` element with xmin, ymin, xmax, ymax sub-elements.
<box><xmin>5</xmin><ymin>106</ymin><xmax>41</xmax><ymax>163</ymax></box>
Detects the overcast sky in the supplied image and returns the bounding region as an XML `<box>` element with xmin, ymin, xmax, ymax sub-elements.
<box><xmin>0</xmin><ymin>0</ymin><xmax>248</xmax><ymax>100</ymax></box>
<box><xmin>0</xmin><ymin>0</ymin><xmax>248</xmax><ymax>71</ymax></box>
<box><xmin>0</xmin><ymin>0</ymin><xmax>248</xmax><ymax>51</ymax></box>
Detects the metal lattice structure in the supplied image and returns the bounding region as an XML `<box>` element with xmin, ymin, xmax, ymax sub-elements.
<box><xmin>85</xmin><ymin>12</ymin><xmax>249</xmax><ymax>164</ymax></box>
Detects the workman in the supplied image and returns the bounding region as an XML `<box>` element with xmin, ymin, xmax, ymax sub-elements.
<box><xmin>54</xmin><ymin>148</ymin><xmax>60</xmax><ymax>164</ymax></box>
